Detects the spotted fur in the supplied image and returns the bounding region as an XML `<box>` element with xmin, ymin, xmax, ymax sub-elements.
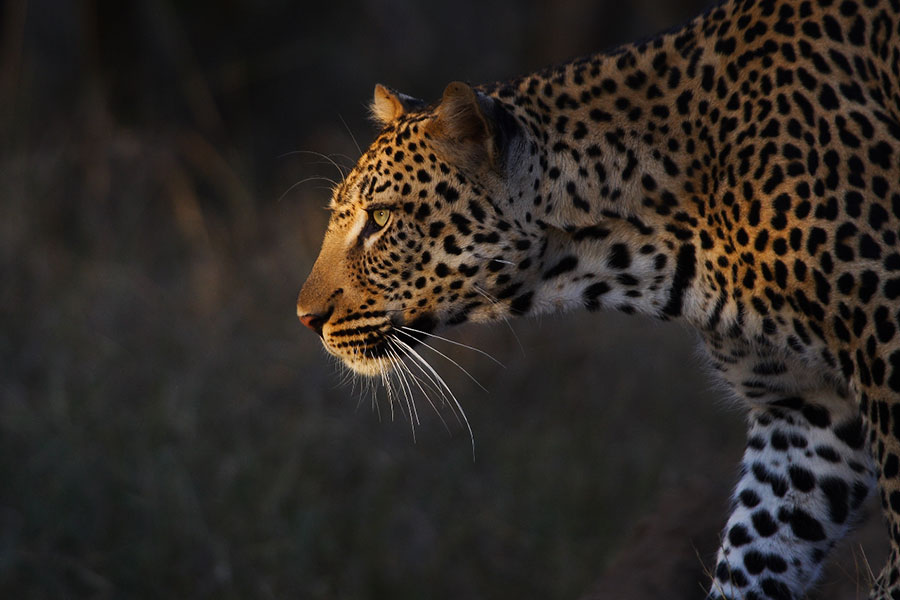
<box><xmin>297</xmin><ymin>0</ymin><xmax>900</xmax><ymax>597</ymax></box>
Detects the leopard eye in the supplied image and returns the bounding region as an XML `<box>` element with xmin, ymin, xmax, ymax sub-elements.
<box><xmin>370</xmin><ymin>208</ymin><xmax>391</xmax><ymax>228</ymax></box>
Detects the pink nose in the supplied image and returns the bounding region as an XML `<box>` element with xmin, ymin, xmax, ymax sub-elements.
<box><xmin>298</xmin><ymin>311</ymin><xmax>328</xmax><ymax>336</ymax></box>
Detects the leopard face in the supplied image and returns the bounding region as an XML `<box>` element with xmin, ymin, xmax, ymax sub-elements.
<box><xmin>297</xmin><ymin>83</ymin><xmax>542</xmax><ymax>375</ymax></box>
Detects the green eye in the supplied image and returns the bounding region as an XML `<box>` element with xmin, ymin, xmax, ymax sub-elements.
<box><xmin>370</xmin><ymin>208</ymin><xmax>391</xmax><ymax>228</ymax></box>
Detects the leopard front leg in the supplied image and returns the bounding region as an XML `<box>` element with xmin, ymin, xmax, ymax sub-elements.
<box><xmin>708</xmin><ymin>403</ymin><xmax>876</xmax><ymax>600</ymax></box>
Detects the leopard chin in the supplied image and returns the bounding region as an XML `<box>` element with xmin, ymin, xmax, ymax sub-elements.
<box><xmin>318</xmin><ymin>314</ymin><xmax>436</xmax><ymax>377</ymax></box>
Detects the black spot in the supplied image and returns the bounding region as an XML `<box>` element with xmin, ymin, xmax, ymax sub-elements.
<box><xmin>819</xmin><ymin>477</ymin><xmax>849</xmax><ymax>524</ymax></box>
<box><xmin>572</xmin><ymin>121</ymin><xmax>588</xmax><ymax>140</ymax></box>
<box><xmin>715</xmin><ymin>37</ymin><xmax>737</xmax><ymax>55</ymax></box>
<box><xmin>701</xmin><ymin>64</ymin><xmax>714</xmax><ymax>91</ymax></box>
<box><xmin>608</xmin><ymin>244</ymin><xmax>631</xmax><ymax>269</ymax></box>
<box><xmin>761</xmin><ymin>577</ymin><xmax>792</xmax><ymax>600</ymax></box>
<box><xmin>443</xmin><ymin>235</ymin><xmax>462</xmax><ymax>255</ymax></box>
<box><xmin>496</xmin><ymin>282</ymin><xmax>522</xmax><ymax>300</ymax></box>
<box><xmin>807</xmin><ymin>227</ymin><xmax>827</xmax><ymax>254</ymax></box>
<box><xmin>509</xmin><ymin>292</ymin><xmax>534</xmax><ymax>316</ymax></box>
<box><xmin>779</xmin><ymin>507</ymin><xmax>826</xmax><ymax>541</ymax></box>
<box><xmin>766</xmin><ymin>554</ymin><xmax>788</xmax><ymax>574</ymax></box>
<box><xmin>751</xmin><ymin>509</ymin><xmax>779</xmax><ymax>537</ymax></box>
<box><xmin>450</xmin><ymin>212</ymin><xmax>471</xmax><ymax>235</ymax></box>
<box><xmin>662</xmin><ymin>244</ymin><xmax>696</xmax><ymax>317</ymax></box>
<box><xmin>542</xmin><ymin>256</ymin><xmax>578</xmax><ymax>280</ymax></box>
<box><xmin>859</xmin><ymin>270</ymin><xmax>879</xmax><ymax>303</ymax></box>
<box><xmin>468</xmin><ymin>200</ymin><xmax>486</xmax><ymax>223</ymax></box>
<box><xmin>458</xmin><ymin>263</ymin><xmax>479</xmax><ymax>277</ymax></box>
<box><xmin>874</xmin><ymin>306</ymin><xmax>896</xmax><ymax>343</ymax></box>
<box><xmin>740</xmin><ymin>489</ymin><xmax>761</xmax><ymax>508</ymax></box>
<box><xmin>729</xmin><ymin>524</ymin><xmax>753</xmax><ymax>547</ymax></box>
<box><xmin>851</xmin><ymin>480</ymin><xmax>870</xmax><ymax>510</ymax></box>
<box><xmin>429</xmin><ymin>222</ymin><xmax>445</xmax><ymax>237</ymax></box>
<box><xmin>447</xmin><ymin>306</ymin><xmax>472</xmax><ymax>325</ymax></box>
<box><xmin>407</xmin><ymin>314</ymin><xmax>437</xmax><ymax>340</ymax></box>
<box><xmin>788</xmin><ymin>465</ymin><xmax>815</xmax><ymax>492</ymax></box>
<box><xmin>819</xmin><ymin>84</ymin><xmax>839</xmax><ymax>109</ymax></box>
<box><xmin>834</xmin><ymin>417</ymin><xmax>866</xmax><ymax>449</ymax></box>
<box><xmin>753</xmin><ymin>361</ymin><xmax>786</xmax><ymax>375</ymax></box>
<box><xmin>889</xmin><ymin>491</ymin><xmax>900</xmax><ymax>514</ymax></box>
<box><xmin>573</xmin><ymin>226</ymin><xmax>611</xmax><ymax>241</ymax></box>
<box><xmin>589</xmin><ymin>108</ymin><xmax>612</xmax><ymax>122</ymax></box>
<box><xmin>885</xmin><ymin>278</ymin><xmax>900</xmax><ymax>300</ymax></box>
<box><xmin>869</xmin><ymin>141</ymin><xmax>893</xmax><ymax>169</ymax></box>
<box><xmin>744</xmin><ymin>550</ymin><xmax>766</xmax><ymax>574</ymax></box>
<box><xmin>815</xmin><ymin>445</ymin><xmax>840</xmax><ymax>462</ymax></box>
<box><xmin>870</xmin><ymin>204</ymin><xmax>890</xmax><ymax>230</ymax></box>
<box><xmin>414</xmin><ymin>204</ymin><xmax>432</xmax><ymax>220</ymax></box>
<box><xmin>837</xmin><ymin>272</ymin><xmax>855</xmax><ymax>295</ymax></box>
<box><xmin>583</xmin><ymin>282</ymin><xmax>611</xmax><ymax>311</ymax></box>
<box><xmin>884</xmin><ymin>454</ymin><xmax>899</xmax><ymax>479</ymax></box>
<box><xmin>752</xmin><ymin>462</ymin><xmax>788</xmax><ymax>497</ymax></box>
<box><xmin>438</xmin><ymin>184</ymin><xmax>459</xmax><ymax>202</ymax></box>
<box><xmin>555</xmin><ymin>92</ymin><xmax>578</xmax><ymax>110</ymax></box>
<box><xmin>802</xmin><ymin>403</ymin><xmax>831</xmax><ymax>428</ymax></box>
<box><xmin>676</xmin><ymin>90</ymin><xmax>692</xmax><ymax>114</ymax></box>
<box><xmin>716</xmin><ymin>561</ymin><xmax>741</xmax><ymax>584</ymax></box>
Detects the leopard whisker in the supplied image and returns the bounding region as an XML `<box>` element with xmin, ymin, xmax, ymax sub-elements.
<box><xmin>278</xmin><ymin>149</ymin><xmax>348</xmax><ymax>183</ymax></box>
<box><xmin>368</xmin><ymin>374</ymin><xmax>382</xmax><ymax>420</ymax></box>
<box><xmin>387</xmin><ymin>346</ymin><xmax>421</xmax><ymax>432</ymax></box>
<box><xmin>392</xmin><ymin>357</ymin><xmax>420</xmax><ymax>442</ymax></box>
<box><xmin>277</xmin><ymin>176</ymin><xmax>340</xmax><ymax>203</ymax></box>
<box><xmin>378</xmin><ymin>354</ymin><xmax>397</xmax><ymax>422</ymax></box>
<box><xmin>334</xmin><ymin>355</ymin><xmax>356</xmax><ymax>390</ymax></box>
<box><xmin>328</xmin><ymin>152</ymin><xmax>357</xmax><ymax>170</ymax></box>
<box><xmin>389</xmin><ymin>337</ymin><xmax>465</xmax><ymax>439</ymax></box>
<box><xmin>388</xmin><ymin>336</ymin><xmax>456</xmax><ymax>415</ymax></box>
<box><xmin>389</xmin><ymin>343</ymin><xmax>454</xmax><ymax>437</ymax></box>
<box><xmin>399</xmin><ymin>325</ymin><xmax>505</xmax><ymax>368</ymax></box>
<box><xmin>390</xmin><ymin>335</ymin><xmax>475</xmax><ymax>458</ymax></box>
<box><xmin>472</xmin><ymin>284</ymin><xmax>526</xmax><ymax>357</ymax></box>
<box><xmin>472</xmin><ymin>253</ymin><xmax>515</xmax><ymax>266</ymax></box>
<box><xmin>394</xmin><ymin>328</ymin><xmax>490</xmax><ymax>393</ymax></box>
<box><xmin>387</xmin><ymin>341</ymin><xmax>458</xmax><ymax>440</ymax></box>
<box><xmin>355</xmin><ymin>342</ymin><xmax>378</xmax><ymax>416</ymax></box>
<box><xmin>338</xmin><ymin>114</ymin><xmax>363</xmax><ymax>157</ymax></box>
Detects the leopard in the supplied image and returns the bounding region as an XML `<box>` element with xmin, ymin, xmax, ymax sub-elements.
<box><xmin>295</xmin><ymin>0</ymin><xmax>900</xmax><ymax>597</ymax></box>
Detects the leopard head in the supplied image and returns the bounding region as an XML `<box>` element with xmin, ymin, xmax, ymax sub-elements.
<box><xmin>296</xmin><ymin>82</ymin><xmax>542</xmax><ymax>375</ymax></box>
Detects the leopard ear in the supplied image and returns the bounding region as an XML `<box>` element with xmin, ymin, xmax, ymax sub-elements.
<box><xmin>370</xmin><ymin>84</ymin><xmax>425</xmax><ymax>127</ymax></box>
<box><xmin>427</xmin><ymin>81</ymin><xmax>519</xmax><ymax>173</ymax></box>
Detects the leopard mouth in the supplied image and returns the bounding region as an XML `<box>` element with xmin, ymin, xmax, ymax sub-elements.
<box><xmin>321</xmin><ymin>313</ymin><xmax>437</xmax><ymax>376</ymax></box>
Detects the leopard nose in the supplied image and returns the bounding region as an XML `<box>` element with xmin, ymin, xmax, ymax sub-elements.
<box><xmin>297</xmin><ymin>305</ymin><xmax>332</xmax><ymax>337</ymax></box>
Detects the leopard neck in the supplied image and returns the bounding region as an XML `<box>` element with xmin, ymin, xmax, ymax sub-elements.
<box><xmin>490</xmin><ymin>11</ymin><xmax>729</xmax><ymax>327</ymax></box>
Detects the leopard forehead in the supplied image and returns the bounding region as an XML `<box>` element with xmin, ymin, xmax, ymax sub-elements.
<box><xmin>334</xmin><ymin>122</ymin><xmax>443</xmax><ymax>210</ymax></box>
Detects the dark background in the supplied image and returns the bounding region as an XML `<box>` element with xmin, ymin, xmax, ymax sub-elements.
<box><xmin>0</xmin><ymin>0</ymin><xmax>886</xmax><ymax>598</ymax></box>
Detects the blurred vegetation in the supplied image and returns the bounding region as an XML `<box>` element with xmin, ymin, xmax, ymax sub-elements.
<box><xmin>0</xmin><ymin>0</ymin><xmax>885</xmax><ymax>598</ymax></box>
